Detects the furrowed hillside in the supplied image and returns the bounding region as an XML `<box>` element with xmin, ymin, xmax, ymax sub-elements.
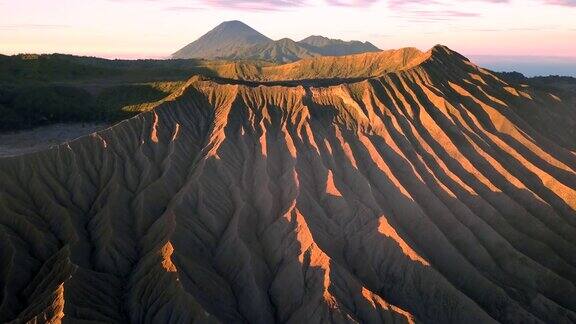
<box><xmin>1</xmin><ymin>45</ymin><xmax>575</xmax><ymax>323</ymax></box>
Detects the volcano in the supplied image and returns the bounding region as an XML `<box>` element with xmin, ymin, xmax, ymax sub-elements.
<box><xmin>172</xmin><ymin>21</ymin><xmax>381</xmax><ymax>62</ymax></box>
<box><xmin>1</xmin><ymin>45</ymin><xmax>576</xmax><ymax>323</ymax></box>
<box><xmin>171</xmin><ymin>20</ymin><xmax>272</xmax><ymax>60</ymax></box>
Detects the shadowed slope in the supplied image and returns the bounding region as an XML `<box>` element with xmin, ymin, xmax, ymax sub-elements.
<box><xmin>226</xmin><ymin>38</ymin><xmax>321</xmax><ymax>63</ymax></box>
<box><xmin>1</xmin><ymin>46</ymin><xmax>575</xmax><ymax>323</ymax></box>
<box><xmin>219</xmin><ymin>36</ymin><xmax>381</xmax><ymax>63</ymax></box>
<box><xmin>299</xmin><ymin>36</ymin><xmax>380</xmax><ymax>56</ymax></box>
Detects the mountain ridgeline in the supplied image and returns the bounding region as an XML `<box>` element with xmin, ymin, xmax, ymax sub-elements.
<box><xmin>172</xmin><ymin>20</ymin><xmax>380</xmax><ymax>62</ymax></box>
<box><xmin>1</xmin><ymin>45</ymin><xmax>576</xmax><ymax>323</ymax></box>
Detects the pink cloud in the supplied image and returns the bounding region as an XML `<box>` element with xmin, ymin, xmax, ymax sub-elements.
<box><xmin>325</xmin><ymin>0</ymin><xmax>378</xmax><ymax>6</ymax></box>
<box><xmin>411</xmin><ymin>9</ymin><xmax>479</xmax><ymax>17</ymax></box>
<box><xmin>201</xmin><ymin>0</ymin><xmax>306</xmax><ymax>10</ymax></box>
<box><xmin>111</xmin><ymin>0</ymin><xmax>576</xmax><ymax>9</ymax></box>
<box><xmin>542</xmin><ymin>0</ymin><xmax>576</xmax><ymax>6</ymax></box>
<box><xmin>387</xmin><ymin>0</ymin><xmax>508</xmax><ymax>9</ymax></box>
<box><xmin>119</xmin><ymin>0</ymin><xmax>576</xmax><ymax>10</ymax></box>
<box><xmin>385</xmin><ymin>1</ymin><xmax>485</xmax><ymax>21</ymax></box>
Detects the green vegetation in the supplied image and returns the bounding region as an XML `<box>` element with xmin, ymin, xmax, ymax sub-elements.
<box><xmin>0</xmin><ymin>52</ymin><xmax>297</xmax><ymax>132</ymax></box>
<box><xmin>5</xmin><ymin>86</ymin><xmax>96</xmax><ymax>128</ymax></box>
<box><xmin>0</xmin><ymin>83</ymin><xmax>170</xmax><ymax>131</ymax></box>
<box><xmin>0</xmin><ymin>54</ymin><xmax>211</xmax><ymax>131</ymax></box>
<box><xmin>95</xmin><ymin>84</ymin><xmax>170</xmax><ymax>119</ymax></box>
<box><xmin>0</xmin><ymin>53</ymin><xmax>219</xmax><ymax>84</ymax></box>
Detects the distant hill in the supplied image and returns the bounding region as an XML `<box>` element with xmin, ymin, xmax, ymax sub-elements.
<box><xmin>299</xmin><ymin>35</ymin><xmax>380</xmax><ymax>56</ymax></box>
<box><xmin>171</xmin><ymin>20</ymin><xmax>271</xmax><ymax>60</ymax></box>
<box><xmin>227</xmin><ymin>38</ymin><xmax>321</xmax><ymax>63</ymax></box>
<box><xmin>172</xmin><ymin>21</ymin><xmax>381</xmax><ymax>62</ymax></box>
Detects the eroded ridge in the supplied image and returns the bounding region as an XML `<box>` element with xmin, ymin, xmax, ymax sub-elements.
<box><xmin>208</xmin><ymin>47</ymin><xmax>427</xmax><ymax>83</ymax></box>
<box><xmin>1</xmin><ymin>46</ymin><xmax>576</xmax><ymax>323</ymax></box>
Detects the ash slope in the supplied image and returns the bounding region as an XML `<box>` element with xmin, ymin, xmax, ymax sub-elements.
<box><xmin>1</xmin><ymin>46</ymin><xmax>576</xmax><ymax>323</ymax></box>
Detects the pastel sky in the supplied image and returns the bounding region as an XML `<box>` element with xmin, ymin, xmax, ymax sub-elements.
<box><xmin>1</xmin><ymin>0</ymin><xmax>575</xmax><ymax>60</ymax></box>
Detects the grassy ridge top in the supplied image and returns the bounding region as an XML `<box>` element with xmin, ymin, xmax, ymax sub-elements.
<box><xmin>0</xmin><ymin>54</ymin><xmax>208</xmax><ymax>131</ymax></box>
<box><xmin>0</xmin><ymin>53</ymin><xmax>220</xmax><ymax>85</ymax></box>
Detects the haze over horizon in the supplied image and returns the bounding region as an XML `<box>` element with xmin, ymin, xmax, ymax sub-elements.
<box><xmin>1</xmin><ymin>0</ymin><xmax>576</xmax><ymax>75</ymax></box>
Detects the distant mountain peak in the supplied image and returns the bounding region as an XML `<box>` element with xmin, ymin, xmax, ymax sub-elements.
<box><xmin>221</xmin><ymin>20</ymin><xmax>244</xmax><ymax>25</ymax></box>
<box><xmin>172</xmin><ymin>21</ymin><xmax>381</xmax><ymax>62</ymax></box>
<box><xmin>171</xmin><ymin>21</ymin><xmax>270</xmax><ymax>59</ymax></box>
<box><xmin>213</xmin><ymin>20</ymin><xmax>254</xmax><ymax>31</ymax></box>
